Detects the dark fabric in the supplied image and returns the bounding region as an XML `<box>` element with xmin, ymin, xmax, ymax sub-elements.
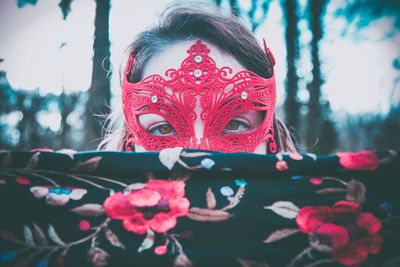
<box><xmin>0</xmin><ymin>149</ymin><xmax>399</xmax><ymax>267</ymax></box>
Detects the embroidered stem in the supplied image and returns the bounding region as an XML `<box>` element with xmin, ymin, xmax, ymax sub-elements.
<box><xmin>0</xmin><ymin>170</ymin><xmax>17</xmax><ymax>178</ymax></box>
<box><xmin>10</xmin><ymin>169</ymin><xmax>59</xmax><ymax>186</ymax></box>
<box><xmin>286</xmin><ymin>247</ymin><xmax>312</xmax><ymax>267</ymax></box>
<box><xmin>12</xmin><ymin>218</ymin><xmax>110</xmax><ymax>250</ymax></box>
<box><xmin>25</xmin><ymin>248</ymin><xmax>47</xmax><ymax>263</ymax></box>
<box><xmin>60</xmin><ymin>173</ymin><xmax>113</xmax><ymax>192</ymax></box>
<box><xmin>222</xmin><ymin>185</ymin><xmax>245</xmax><ymax>211</ymax></box>
<box><xmin>80</xmin><ymin>174</ymin><xmax>128</xmax><ymax>187</ymax></box>
<box><xmin>169</xmin><ymin>235</ymin><xmax>183</xmax><ymax>254</ymax></box>
<box><xmin>322</xmin><ymin>177</ymin><xmax>347</xmax><ymax>186</ymax></box>
<box><xmin>37</xmin><ymin>170</ymin><xmax>128</xmax><ymax>187</ymax></box>
<box><xmin>177</xmin><ymin>159</ymin><xmax>202</xmax><ymax>170</ymax></box>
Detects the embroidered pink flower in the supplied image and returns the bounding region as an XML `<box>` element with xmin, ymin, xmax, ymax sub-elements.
<box><xmin>103</xmin><ymin>179</ymin><xmax>190</xmax><ymax>235</ymax></box>
<box><xmin>16</xmin><ymin>177</ymin><xmax>30</xmax><ymax>185</ymax></box>
<box><xmin>275</xmin><ymin>160</ymin><xmax>289</xmax><ymax>172</ymax></box>
<box><xmin>296</xmin><ymin>201</ymin><xmax>382</xmax><ymax>266</ymax></box>
<box><xmin>30</xmin><ymin>186</ymin><xmax>87</xmax><ymax>206</ymax></box>
<box><xmin>154</xmin><ymin>245</ymin><xmax>168</xmax><ymax>255</ymax></box>
<box><xmin>79</xmin><ymin>220</ymin><xmax>91</xmax><ymax>231</ymax></box>
<box><xmin>309</xmin><ymin>178</ymin><xmax>323</xmax><ymax>185</ymax></box>
<box><xmin>337</xmin><ymin>151</ymin><xmax>379</xmax><ymax>171</ymax></box>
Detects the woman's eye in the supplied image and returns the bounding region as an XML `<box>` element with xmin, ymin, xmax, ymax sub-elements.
<box><xmin>225</xmin><ymin>120</ymin><xmax>240</xmax><ymax>131</ymax></box>
<box><xmin>223</xmin><ymin>119</ymin><xmax>250</xmax><ymax>134</ymax></box>
<box><xmin>148</xmin><ymin>123</ymin><xmax>176</xmax><ymax>136</ymax></box>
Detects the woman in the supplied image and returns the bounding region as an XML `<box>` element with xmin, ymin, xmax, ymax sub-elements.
<box><xmin>100</xmin><ymin>6</ymin><xmax>296</xmax><ymax>154</ymax></box>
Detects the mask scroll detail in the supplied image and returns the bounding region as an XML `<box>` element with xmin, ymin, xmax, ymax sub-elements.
<box><xmin>122</xmin><ymin>40</ymin><xmax>277</xmax><ymax>153</ymax></box>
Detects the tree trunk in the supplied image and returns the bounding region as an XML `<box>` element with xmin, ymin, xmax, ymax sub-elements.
<box><xmin>83</xmin><ymin>0</ymin><xmax>111</xmax><ymax>149</ymax></box>
<box><xmin>306</xmin><ymin>0</ymin><xmax>336</xmax><ymax>153</ymax></box>
<box><xmin>281</xmin><ymin>0</ymin><xmax>300</xmax><ymax>129</ymax></box>
<box><xmin>229</xmin><ymin>0</ymin><xmax>239</xmax><ymax>17</ymax></box>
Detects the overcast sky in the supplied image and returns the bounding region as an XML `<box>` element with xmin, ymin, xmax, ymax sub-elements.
<box><xmin>0</xmin><ymin>0</ymin><xmax>399</xmax><ymax>116</ymax></box>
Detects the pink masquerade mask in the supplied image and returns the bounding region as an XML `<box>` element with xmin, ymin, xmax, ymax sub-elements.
<box><xmin>122</xmin><ymin>40</ymin><xmax>277</xmax><ymax>153</ymax></box>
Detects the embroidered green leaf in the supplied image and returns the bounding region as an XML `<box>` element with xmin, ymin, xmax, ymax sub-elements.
<box><xmin>346</xmin><ymin>180</ymin><xmax>366</xmax><ymax>204</ymax></box>
<box><xmin>187</xmin><ymin>207</ymin><xmax>231</xmax><ymax>222</ymax></box>
<box><xmin>48</xmin><ymin>224</ymin><xmax>65</xmax><ymax>245</ymax></box>
<box><xmin>264</xmin><ymin>201</ymin><xmax>299</xmax><ymax>219</ymax></box>
<box><xmin>104</xmin><ymin>227</ymin><xmax>125</xmax><ymax>250</ymax></box>
<box><xmin>71</xmin><ymin>156</ymin><xmax>102</xmax><ymax>173</ymax></box>
<box><xmin>26</xmin><ymin>152</ymin><xmax>40</xmax><ymax>169</ymax></box>
<box><xmin>264</xmin><ymin>228</ymin><xmax>300</xmax><ymax>243</ymax></box>
<box><xmin>173</xmin><ymin>252</ymin><xmax>193</xmax><ymax>267</ymax></box>
<box><xmin>159</xmin><ymin>147</ymin><xmax>184</xmax><ymax>170</ymax></box>
<box><xmin>87</xmin><ymin>247</ymin><xmax>109</xmax><ymax>267</ymax></box>
<box><xmin>237</xmin><ymin>258</ymin><xmax>271</xmax><ymax>267</ymax></box>
<box><xmin>32</xmin><ymin>223</ymin><xmax>48</xmax><ymax>246</ymax></box>
<box><xmin>316</xmin><ymin>188</ymin><xmax>346</xmax><ymax>195</ymax></box>
<box><xmin>206</xmin><ymin>188</ymin><xmax>216</xmax><ymax>209</ymax></box>
<box><xmin>70</xmin><ymin>204</ymin><xmax>104</xmax><ymax>217</ymax></box>
<box><xmin>379</xmin><ymin>150</ymin><xmax>398</xmax><ymax>165</ymax></box>
<box><xmin>137</xmin><ymin>229</ymin><xmax>155</xmax><ymax>253</ymax></box>
<box><xmin>125</xmin><ymin>183</ymin><xmax>146</xmax><ymax>193</ymax></box>
<box><xmin>306</xmin><ymin>153</ymin><xmax>317</xmax><ymax>161</ymax></box>
<box><xmin>23</xmin><ymin>225</ymin><xmax>35</xmax><ymax>246</ymax></box>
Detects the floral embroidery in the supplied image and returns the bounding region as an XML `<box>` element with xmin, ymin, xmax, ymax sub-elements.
<box><xmin>336</xmin><ymin>150</ymin><xmax>379</xmax><ymax>170</ymax></box>
<box><xmin>79</xmin><ymin>220</ymin><xmax>91</xmax><ymax>231</ymax></box>
<box><xmin>0</xmin><ymin>149</ymin><xmax>398</xmax><ymax>266</ymax></box>
<box><xmin>275</xmin><ymin>160</ymin><xmax>289</xmax><ymax>171</ymax></box>
<box><xmin>15</xmin><ymin>177</ymin><xmax>30</xmax><ymax>185</ymax></box>
<box><xmin>103</xmin><ymin>179</ymin><xmax>190</xmax><ymax>234</ymax></box>
<box><xmin>154</xmin><ymin>245</ymin><xmax>168</xmax><ymax>255</ymax></box>
<box><xmin>309</xmin><ymin>177</ymin><xmax>323</xmax><ymax>185</ymax></box>
<box><xmin>296</xmin><ymin>201</ymin><xmax>383</xmax><ymax>266</ymax></box>
<box><xmin>30</xmin><ymin>186</ymin><xmax>87</xmax><ymax>206</ymax></box>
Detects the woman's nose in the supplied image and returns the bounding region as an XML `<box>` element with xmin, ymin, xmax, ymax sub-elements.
<box><xmin>188</xmin><ymin>118</ymin><xmax>207</xmax><ymax>149</ymax></box>
<box><xmin>188</xmin><ymin>137</ymin><xmax>209</xmax><ymax>150</ymax></box>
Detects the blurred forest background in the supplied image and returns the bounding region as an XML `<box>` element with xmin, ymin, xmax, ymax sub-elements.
<box><xmin>0</xmin><ymin>0</ymin><xmax>399</xmax><ymax>154</ymax></box>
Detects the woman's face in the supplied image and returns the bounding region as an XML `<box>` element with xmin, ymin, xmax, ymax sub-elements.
<box><xmin>122</xmin><ymin>40</ymin><xmax>276</xmax><ymax>154</ymax></box>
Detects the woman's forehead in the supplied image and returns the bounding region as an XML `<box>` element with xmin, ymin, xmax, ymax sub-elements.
<box><xmin>142</xmin><ymin>39</ymin><xmax>245</xmax><ymax>79</ymax></box>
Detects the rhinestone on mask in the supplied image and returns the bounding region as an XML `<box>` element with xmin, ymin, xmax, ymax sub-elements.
<box><xmin>151</xmin><ymin>95</ymin><xmax>158</xmax><ymax>103</ymax></box>
<box><xmin>194</xmin><ymin>55</ymin><xmax>203</xmax><ymax>63</ymax></box>
<box><xmin>240</xmin><ymin>91</ymin><xmax>248</xmax><ymax>100</ymax></box>
<box><xmin>193</xmin><ymin>69</ymin><xmax>202</xmax><ymax>77</ymax></box>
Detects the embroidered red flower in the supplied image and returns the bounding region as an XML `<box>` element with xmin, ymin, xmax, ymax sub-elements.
<box><xmin>296</xmin><ymin>201</ymin><xmax>382</xmax><ymax>266</ymax></box>
<box><xmin>103</xmin><ymin>179</ymin><xmax>190</xmax><ymax>235</ymax></box>
<box><xmin>275</xmin><ymin>160</ymin><xmax>289</xmax><ymax>171</ymax></box>
<box><xmin>337</xmin><ymin>151</ymin><xmax>379</xmax><ymax>171</ymax></box>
